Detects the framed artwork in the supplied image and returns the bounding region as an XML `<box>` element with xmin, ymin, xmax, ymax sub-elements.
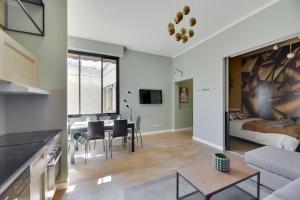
<box><xmin>179</xmin><ymin>87</ymin><xmax>188</xmax><ymax>103</ymax></box>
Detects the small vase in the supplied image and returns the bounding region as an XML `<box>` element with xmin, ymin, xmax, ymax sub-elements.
<box><xmin>213</xmin><ymin>153</ymin><xmax>230</xmax><ymax>172</ymax></box>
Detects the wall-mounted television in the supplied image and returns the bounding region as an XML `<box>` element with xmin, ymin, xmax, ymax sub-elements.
<box><xmin>139</xmin><ymin>89</ymin><xmax>162</xmax><ymax>104</ymax></box>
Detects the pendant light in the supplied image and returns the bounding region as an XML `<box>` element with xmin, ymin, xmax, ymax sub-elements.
<box><xmin>287</xmin><ymin>43</ymin><xmax>295</xmax><ymax>59</ymax></box>
<box><xmin>167</xmin><ymin>0</ymin><xmax>198</xmax><ymax>44</ymax></box>
<box><xmin>272</xmin><ymin>44</ymin><xmax>279</xmax><ymax>51</ymax></box>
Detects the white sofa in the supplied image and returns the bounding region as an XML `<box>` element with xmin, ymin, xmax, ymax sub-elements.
<box><xmin>245</xmin><ymin>146</ymin><xmax>300</xmax><ymax>200</ymax></box>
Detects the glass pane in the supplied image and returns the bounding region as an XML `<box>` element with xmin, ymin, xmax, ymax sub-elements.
<box><xmin>103</xmin><ymin>59</ymin><xmax>117</xmax><ymax>113</ymax></box>
<box><xmin>80</xmin><ymin>55</ymin><xmax>102</xmax><ymax>114</ymax></box>
<box><xmin>67</xmin><ymin>53</ymin><xmax>80</xmax><ymax>115</ymax></box>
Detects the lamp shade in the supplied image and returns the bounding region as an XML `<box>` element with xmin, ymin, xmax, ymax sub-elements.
<box><xmin>287</xmin><ymin>53</ymin><xmax>295</xmax><ymax>59</ymax></box>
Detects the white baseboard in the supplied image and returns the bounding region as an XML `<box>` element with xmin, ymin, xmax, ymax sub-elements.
<box><xmin>192</xmin><ymin>136</ymin><xmax>224</xmax><ymax>151</ymax></box>
<box><xmin>173</xmin><ymin>127</ymin><xmax>193</xmax><ymax>132</ymax></box>
<box><xmin>142</xmin><ymin>127</ymin><xmax>193</xmax><ymax>135</ymax></box>
<box><xmin>143</xmin><ymin>129</ymin><xmax>174</xmax><ymax>135</ymax></box>
<box><xmin>56</xmin><ymin>182</ymin><xmax>68</xmax><ymax>190</ymax></box>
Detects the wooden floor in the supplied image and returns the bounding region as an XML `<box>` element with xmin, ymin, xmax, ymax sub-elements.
<box><xmin>229</xmin><ymin>137</ymin><xmax>261</xmax><ymax>155</ymax></box>
<box><xmin>54</xmin><ymin>131</ymin><xmax>246</xmax><ymax>200</ymax></box>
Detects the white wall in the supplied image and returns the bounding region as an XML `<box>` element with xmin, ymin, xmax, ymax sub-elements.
<box><xmin>173</xmin><ymin>0</ymin><xmax>300</xmax><ymax>149</ymax></box>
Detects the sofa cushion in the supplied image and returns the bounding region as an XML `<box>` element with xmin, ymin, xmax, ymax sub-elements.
<box><xmin>263</xmin><ymin>178</ymin><xmax>300</xmax><ymax>200</ymax></box>
<box><xmin>245</xmin><ymin>146</ymin><xmax>300</xmax><ymax>181</ymax></box>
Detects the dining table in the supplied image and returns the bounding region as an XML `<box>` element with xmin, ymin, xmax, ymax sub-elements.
<box><xmin>70</xmin><ymin>120</ymin><xmax>135</xmax><ymax>164</ymax></box>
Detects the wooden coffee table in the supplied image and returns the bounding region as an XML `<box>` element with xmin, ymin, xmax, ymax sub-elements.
<box><xmin>176</xmin><ymin>156</ymin><xmax>260</xmax><ymax>200</ymax></box>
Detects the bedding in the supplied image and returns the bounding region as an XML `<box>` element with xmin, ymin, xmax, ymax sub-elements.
<box><xmin>230</xmin><ymin>118</ymin><xmax>299</xmax><ymax>151</ymax></box>
<box><xmin>242</xmin><ymin>119</ymin><xmax>300</xmax><ymax>139</ymax></box>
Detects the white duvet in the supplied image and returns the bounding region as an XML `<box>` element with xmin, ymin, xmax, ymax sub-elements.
<box><xmin>230</xmin><ymin>118</ymin><xmax>299</xmax><ymax>151</ymax></box>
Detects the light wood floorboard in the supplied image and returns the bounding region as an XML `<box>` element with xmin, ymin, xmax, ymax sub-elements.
<box><xmin>54</xmin><ymin>131</ymin><xmax>244</xmax><ymax>200</ymax></box>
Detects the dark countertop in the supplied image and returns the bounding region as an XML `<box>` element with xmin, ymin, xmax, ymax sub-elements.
<box><xmin>0</xmin><ymin>129</ymin><xmax>62</xmax><ymax>193</ymax></box>
<box><xmin>0</xmin><ymin>129</ymin><xmax>62</xmax><ymax>147</ymax></box>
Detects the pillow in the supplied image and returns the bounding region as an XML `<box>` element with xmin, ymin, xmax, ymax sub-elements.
<box><xmin>236</xmin><ymin>112</ymin><xmax>247</xmax><ymax>120</ymax></box>
<box><xmin>229</xmin><ymin>113</ymin><xmax>238</xmax><ymax>120</ymax></box>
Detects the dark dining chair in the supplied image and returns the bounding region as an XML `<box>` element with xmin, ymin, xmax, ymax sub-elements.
<box><xmin>85</xmin><ymin>121</ymin><xmax>107</xmax><ymax>163</ymax></box>
<box><xmin>135</xmin><ymin>116</ymin><xmax>144</xmax><ymax>148</ymax></box>
<box><xmin>108</xmin><ymin>119</ymin><xmax>130</xmax><ymax>159</ymax></box>
<box><xmin>110</xmin><ymin>114</ymin><xmax>120</xmax><ymax>120</ymax></box>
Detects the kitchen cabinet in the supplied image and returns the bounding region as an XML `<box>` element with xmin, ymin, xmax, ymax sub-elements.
<box><xmin>0</xmin><ymin>29</ymin><xmax>38</xmax><ymax>87</ymax></box>
<box><xmin>30</xmin><ymin>148</ymin><xmax>47</xmax><ymax>200</ymax></box>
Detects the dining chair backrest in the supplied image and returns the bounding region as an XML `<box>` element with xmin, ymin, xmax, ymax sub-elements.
<box><xmin>136</xmin><ymin>116</ymin><xmax>141</xmax><ymax>131</ymax></box>
<box><xmin>87</xmin><ymin>121</ymin><xmax>105</xmax><ymax>140</ymax></box>
<box><xmin>112</xmin><ymin>120</ymin><xmax>128</xmax><ymax>138</ymax></box>
<box><xmin>110</xmin><ymin>114</ymin><xmax>119</xmax><ymax>120</ymax></box>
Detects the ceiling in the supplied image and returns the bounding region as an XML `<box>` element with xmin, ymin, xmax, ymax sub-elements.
<box><xmin>68</xmin><ymin>0</ymin><xmax>278</xmax><ymax>57</ymax></box>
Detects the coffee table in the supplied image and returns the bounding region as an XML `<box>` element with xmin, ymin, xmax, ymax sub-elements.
<box><xmin>176</xmin><ymin>156</ymin><xmax>260</xmax><ymax>200</ymax></box>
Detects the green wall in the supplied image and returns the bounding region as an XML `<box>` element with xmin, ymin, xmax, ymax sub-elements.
<box><xmin>68</xmin><ymin>37</ymin><xmax>173</xmax><ymax>132</ymax></box>
<box><xmin>173</xmin><ymin>0</ymin><xmax>300</xmax><ymax>149</ymax></box>
<box><xmin>119</xmin><ymin>50</ymin><xmax>172</xmax><ymax>132</ymax></box>
<box><xmin>69</xmin><ymin>36</ymin><xmax>124</xmax><ymax>57</ymax></box>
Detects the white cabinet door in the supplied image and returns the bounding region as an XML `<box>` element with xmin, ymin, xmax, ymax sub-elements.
<box><xmin>30</xmin><ymin>148</ymin><xmax>47</xmax><ymax>200</ymax></box>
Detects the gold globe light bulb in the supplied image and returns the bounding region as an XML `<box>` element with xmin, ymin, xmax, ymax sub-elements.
<box><xmin>176</xmin><ymin>12</ymin><xmax>184</xmax><ymax>23</ymax></box>
<box><xmin>183</xmin><ymin>6</ymin><xmax>190</xmax><ymax>15</ymax></box>
<box><xmin>180</xmin><ymin>28</ymin><xmax>187</xmax><ymax>35</ymax></box>
<box><xmin>175</xmin><ymin>33</ymin><xmax>182</xmax><ymax>41</ymax></box>
<box><xmin>182</xmin><ymin>35</ymin><xmax>188</xmax><ymax>43</ymax></box>
<box><xmin>168</xmin><ymin>26</ymin><xmax>175</xmax><ymax>35</ymax></box>
<box><xmin>190</xmin><ymin>17</ymin><xmax>197</xmax><ymax>26</ymax></box>
<box><xmin>188</xmin><ymin>30</ymin><xmax>194</xmax><ymax>38</ymax></box>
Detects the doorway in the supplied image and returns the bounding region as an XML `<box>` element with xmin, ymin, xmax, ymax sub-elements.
<box><xmin>174</xmin><ymin>79</ymin><xmax>193</xmax><ymax>133</ymax></box>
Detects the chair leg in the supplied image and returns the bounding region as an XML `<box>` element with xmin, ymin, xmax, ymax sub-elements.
<box><xmin>102</xmin><ymin>139</ymin><xmax>105</xmax><ymax>152</ymax></box>
<box><xmin>94</xmin><ymin>140</ymin><xmax>96</xmax><ymax>150</ymax></box>
<box><xmin>88</xmin><ymin>142</ymin><xmax>91</xmax><ymax>152</ymax></box>
<box><xmin>110</xmin><ymin>139</ymin><xmax>113</xmax><ymax>159</ymax></box>
<box><xmin>105</xmin><ymin>140</ymin><xmax>108</xmax><ymax>160</ymax></box>
<box><xmin>85</xmin><ymin>142</ymin><xmax>87</xmax><ymax>164</ymax></box>
<box><xmin>140</xmin><ymin>132</ymin><xmax>144</xmax><ymax>148</ymax></box>
<box><xmin>128</xmin><ymin>139</ymin><xmax>131</xmax><ymax>155</ymax></box>
<box><xmin>123</xmin><ymin>137</ymin><xmax>126</xmax><ymax>150</ymax></box>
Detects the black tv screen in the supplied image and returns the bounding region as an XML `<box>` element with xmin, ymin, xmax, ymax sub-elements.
<box><xmin>139</xmin><ymin>89</ymin><xmax>162</xmax><ymax>104</ymax></box>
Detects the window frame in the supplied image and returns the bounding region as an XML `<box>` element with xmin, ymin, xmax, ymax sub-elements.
<box><xmin>67</xmin><ymin>50</ymin><xmax>120</xmax><ymax>118</ymax></box>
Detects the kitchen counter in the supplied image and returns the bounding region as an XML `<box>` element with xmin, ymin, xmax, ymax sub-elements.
<box><xmin>0</xmin><ymin>129</ymin><xmax>62</xmax><ymax>194</ymax></box>
<box><xmin>0</xmin><ymin>129</ymin><xmax>61</xmax><ymax>147</ymax></box>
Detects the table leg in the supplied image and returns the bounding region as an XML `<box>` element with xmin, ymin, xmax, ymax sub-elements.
<box><xmin>70</xmin><ymin>132</ymin><xmax>75</xmax><ymax>164</ymax></box>
<box><xmin>257</xmin><ymin>173</ymin><xmax>260</xmax><ymax>200</ymax></box>
<box><xmin>176</xmin><ymin>172</ymin><xmax>179</xmax><ymax>200</ymax></box>
<box><xmin>131</xmin><ymin>124</ymin><xmax>135</xmax><ymax>152</ymax></box>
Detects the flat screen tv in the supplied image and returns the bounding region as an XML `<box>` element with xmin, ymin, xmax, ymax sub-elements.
<box><xmin>139</xmin><ymin>89</ymin><xmax>162</xmax><ymax>104</ymax></box>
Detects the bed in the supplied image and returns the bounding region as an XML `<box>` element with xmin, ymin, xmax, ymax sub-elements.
<box><xmin>230</xmin><ymin>118</ymin><xmax>300</xmax><ymax>151</ymax></box>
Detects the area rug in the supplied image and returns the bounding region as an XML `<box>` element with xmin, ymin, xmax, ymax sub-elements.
<box><xmin>123</xmin><ymin>174</ymin><xmax>272</xmax><ymax>200</ymax></box>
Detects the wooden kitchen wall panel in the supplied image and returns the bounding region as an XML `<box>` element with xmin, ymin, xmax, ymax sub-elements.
<box><xmin>0</xmin><ymin>29</ymin><xmax>38</xmax><ymax>87</ymax></box>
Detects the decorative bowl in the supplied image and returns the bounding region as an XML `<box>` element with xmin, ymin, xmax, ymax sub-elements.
<box><xmin>213</xmin><ymin>153</ymin><xmax>230</xmax><ymax>172</ymax></box>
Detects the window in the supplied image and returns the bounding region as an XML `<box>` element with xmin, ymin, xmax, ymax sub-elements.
<box><xmin>67</xmin><ymin>51</ymin><xmax>119</xmax><ymax>115</ymax></box>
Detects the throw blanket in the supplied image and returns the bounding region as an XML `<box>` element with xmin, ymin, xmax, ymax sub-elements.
<box><xmin>242</xmin><ymin>120</ymin><xmax>300</xmax><ymax>139</ymax></box>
